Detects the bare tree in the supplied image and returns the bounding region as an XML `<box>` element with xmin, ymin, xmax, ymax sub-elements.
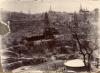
<box><xmin>66</xmin><ymin>12</ymin><xmax>98</xmax><ymax>71</ymax></box>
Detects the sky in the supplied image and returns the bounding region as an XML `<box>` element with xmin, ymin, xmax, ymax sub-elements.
<box><xmin>0</xmin><ymin>0</ymin><xmax>99</xmax><ymax>13</ymax></box>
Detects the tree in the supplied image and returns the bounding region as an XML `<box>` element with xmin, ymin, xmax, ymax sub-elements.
<box><xmin>66</xmin><ymin>12</ymin><xmax>98</xmax><ymax>71</ymax></box>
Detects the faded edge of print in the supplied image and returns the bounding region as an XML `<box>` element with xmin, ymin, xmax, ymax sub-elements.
<box><xmin>0</xmin><ymin>0</ymin><xmax>100</xmax><ymax>73</ymax></box>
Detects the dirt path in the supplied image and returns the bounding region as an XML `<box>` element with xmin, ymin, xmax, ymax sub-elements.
<box><xmin>12</xmin><ymin>60</ymin><xmax>64</xmax><ymax>73</ymax></box>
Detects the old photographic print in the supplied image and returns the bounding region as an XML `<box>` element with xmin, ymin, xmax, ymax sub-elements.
<box><xmin>0</xmin><ymin>0</ymin><xmax>100</xmax><ymax>73</ymax></box>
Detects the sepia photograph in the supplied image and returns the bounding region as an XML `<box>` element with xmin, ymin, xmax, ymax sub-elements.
<box><xmin>0</xmin><ymin>0</ymin><xmax>100</xmax><ymax>73</ymax></box>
